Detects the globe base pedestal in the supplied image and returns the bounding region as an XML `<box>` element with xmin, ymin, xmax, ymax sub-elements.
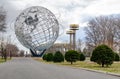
<box><xmin>30</xmin><ymin>49</ymin><xmax>46</xmax><ymax>57</ymax></box>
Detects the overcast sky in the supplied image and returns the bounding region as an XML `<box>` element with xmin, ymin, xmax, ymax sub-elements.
<box><xmin>0</xmin><ymin>0</ymin><xmax>120</xmax><ymax>51</ymax></box>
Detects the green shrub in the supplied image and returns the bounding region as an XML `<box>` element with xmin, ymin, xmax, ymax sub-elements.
<box><xmin>114</xmin><ymin>53</ymin><xmax>120</xmax><ymax>61</ymax></box>
<box><xmin>79</xmin><ymin>53</ymin><xmax>85</xmax><ymax>61</ymax></box>
<box><xmin>65</xmin><ymin>50</ymin><xmax>79</xmax><ymax>64</ymax></box>
<box><xmin>46</xmin><ymin>53</ymin><xmax>53</xmax><ymax>62</ymax></box>
<box><xmin>53</xmin><ymin>51</ymin><xmax>64</xmax><ymax>62</ymax></box>
<box><xmin>90</xmin><ymin>44</ymin><xmax>114</xmax><ymax>67</ymax></box>
<box><xmin>42</xmin><ymin>54</ymin><xmax>47</xmax><ymax>60</ymax></box>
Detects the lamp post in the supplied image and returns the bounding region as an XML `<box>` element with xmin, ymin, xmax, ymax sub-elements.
<box><xmin>70</xmin><ymin>24</ymin><xmax>79</xmax><ymax>50</ymax></box>
<box><xmin>66</xmin><ymin>30</ymin><xmax>75</xmax><ymax>50</ymax></box>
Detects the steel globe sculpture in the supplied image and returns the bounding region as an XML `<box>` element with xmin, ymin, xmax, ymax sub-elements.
<box><xmin>14</xmin><ymin>6</ymin><xmax>59</xmax><ymax>57</ymax></box>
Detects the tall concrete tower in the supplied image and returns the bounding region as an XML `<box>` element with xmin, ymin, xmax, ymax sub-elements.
<box><xmin>66</xmin><ymin>30</ymin><xmax>75</xmax><ymax>50</ymax></box>
<box><xmin>70</xmin><ymin>24</ymin><xmax>79</xmax><ymax>50</ymax></box>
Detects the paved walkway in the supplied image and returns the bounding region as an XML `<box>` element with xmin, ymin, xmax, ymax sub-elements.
<box><xmin>0</xmin><ymin>57</ymin><xmax>119</xmax><ymax>79</ymax></box>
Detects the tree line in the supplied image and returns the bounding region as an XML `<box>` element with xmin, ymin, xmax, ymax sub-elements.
<box><xmin>84</xmin><ymin>15</ymin><xmax>120</xmax><ymax>55</ymax></box>
<box><xmin>0</xmin><ymin>7</ymin><xmax>26</xmax><ymax>61</ymax></box>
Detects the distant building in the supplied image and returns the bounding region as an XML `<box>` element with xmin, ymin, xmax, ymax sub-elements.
<box><xmin>45</xmin><ymin>43</ymin><xmax>70</xmax><ymax>54</ymax></box>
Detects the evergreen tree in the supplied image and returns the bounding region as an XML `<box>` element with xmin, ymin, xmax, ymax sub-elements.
<box><xmin>114</xmin><ymin>53</ymin><xmax>120</xmax><ymax>61</ymax></box>
<box><xmin>46</xmin><ymin>53</ymin><xmax>53</xmax><ymax>62</ymax></box>
<box><xmin>65</xmin><ymin>50</ymin><xmax>79</xmax><ymax>64</ymax></box>
<box><xmin>42</xmin><ymin>53</ymin><xmax>47</xmax><ymax>60</ymax></box>
<box><xmin>53</xmin><ymin>51</ymin><xmax>64</xmax><ymax>62</ymax></box>
<box><xmin>79</xmin><ymin>53</ymin><xmax>85</xmax><ymax>61</ymax></box>
<box><xmin>90</xmin><ymin>44</ymin><xmax>114</xmax><ymax>67</ymax></box>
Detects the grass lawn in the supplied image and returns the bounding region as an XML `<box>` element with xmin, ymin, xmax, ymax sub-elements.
<box><xmin>0</xmin><ymin>58</ymin><xmax>11</xmax><ymax>63</ymax></box>
<box><xmin>34</xmin><ymin>58</ymin><xmax>120</xmax><ymax>74</ymax></box>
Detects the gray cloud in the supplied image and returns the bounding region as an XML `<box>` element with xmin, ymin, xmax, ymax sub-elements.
<box><xmin>0</xmin><ymin>0</ymin><xmax>120</xmax><ymax>50</ymax></box>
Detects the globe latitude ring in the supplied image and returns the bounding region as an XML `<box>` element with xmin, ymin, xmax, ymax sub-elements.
<box><xmin>14</xmin><ymin>6</ymin><xmax>59</xmax><ymax>56</ymax></box>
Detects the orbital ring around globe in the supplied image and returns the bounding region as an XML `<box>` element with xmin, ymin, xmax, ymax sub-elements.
<box><xmin>14</xmin><ymin>6</ymin><xmax>59</xmax><ymax>56</ymax></box>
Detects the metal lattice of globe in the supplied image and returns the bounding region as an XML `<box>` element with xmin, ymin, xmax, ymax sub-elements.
<box><xmin>14</xmin><ymin>6</ymin><xmax>59</xmax><ymax>56</ymax></box>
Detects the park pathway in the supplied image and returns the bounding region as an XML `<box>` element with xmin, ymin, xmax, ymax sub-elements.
<box><xmin>0</xmin><ymin>57</ymin><xmax>119</xmax><ymax>79</ymax></box>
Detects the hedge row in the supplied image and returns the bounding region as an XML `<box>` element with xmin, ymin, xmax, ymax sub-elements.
<box><xmin>42</xmin><ymin>50</ymin><xmax>86</xmax><ymax>64</ymax></box>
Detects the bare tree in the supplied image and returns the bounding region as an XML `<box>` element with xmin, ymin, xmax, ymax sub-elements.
<box><xmin>6</xmin><ymin>44</ymin><xmax>19</xmax><ymax>57</ymax></box>
<box><xmin>83</xmin><ymin>47</ymin><xmax>91</xmax><ymax>57</ymax></box>
<box><xmin>76</xmin><ymin>39</ymin><xmax>82</xmax><ymax>52</ymax></box>
<box><xmin>0</xmin><ymin>41</ymin><xmax>6</xmax><ymax>59</ymax></box>
<box><xmin>19</xmin><ymin>50</ymin><xmax>24</xmax><ymax>57</ymax></box>
<box><xmin>0</xmin><ymin>6</ymin><xmax>7</xmax><ymax>60</ymax></box>
<box><xmin>85</xmin><ymin>15</ymin><xmax>120</xmax><ymax>52</ymax></box>
<box><xmin>0</xmin><ymin>6</ymin><xmax>6</xmax><ymax>32</ymax></box>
